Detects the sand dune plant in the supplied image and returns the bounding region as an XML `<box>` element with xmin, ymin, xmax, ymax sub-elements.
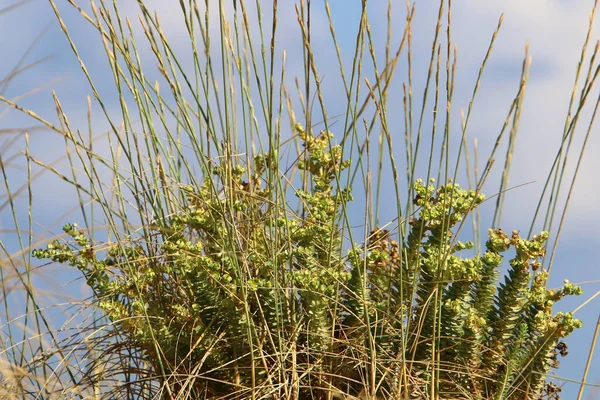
<box><xmin>32</xmin><ymin>125</ymin><xmax>582</xmax><ymax>399</ymax></box>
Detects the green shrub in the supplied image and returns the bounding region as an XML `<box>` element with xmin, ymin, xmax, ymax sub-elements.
<box><xmin>33</xmin><ymin>124</ymin><xmax>582</xmax><ymax>399</ymax></box>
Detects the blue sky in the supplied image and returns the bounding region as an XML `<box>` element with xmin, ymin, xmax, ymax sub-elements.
<box><xmin>1</xmin><ymin>0</ymin><xmax>599</xmax><ymax>398</ymax></box>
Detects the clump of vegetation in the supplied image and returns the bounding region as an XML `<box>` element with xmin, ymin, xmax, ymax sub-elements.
<box><xmin>33</xmin><ymin>124</ymin><xmax>582</xmax><ymax>399</ymax></box>
<box><xmin>4</xmin><ymin>0</ymin><xmax>598</xmax><ymax>398</ymax></box>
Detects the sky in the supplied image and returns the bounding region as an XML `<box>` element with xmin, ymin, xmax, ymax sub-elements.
<box><xmin>1</xmin><ymin>0</ymin><xmax>599</xmax><ymax>398</ymax></box>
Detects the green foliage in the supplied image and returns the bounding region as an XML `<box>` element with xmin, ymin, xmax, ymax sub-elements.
<box><xmin>33</xmin><ymin>125</ymin><xmax>582</xmax><ymax>399</ymax></box>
